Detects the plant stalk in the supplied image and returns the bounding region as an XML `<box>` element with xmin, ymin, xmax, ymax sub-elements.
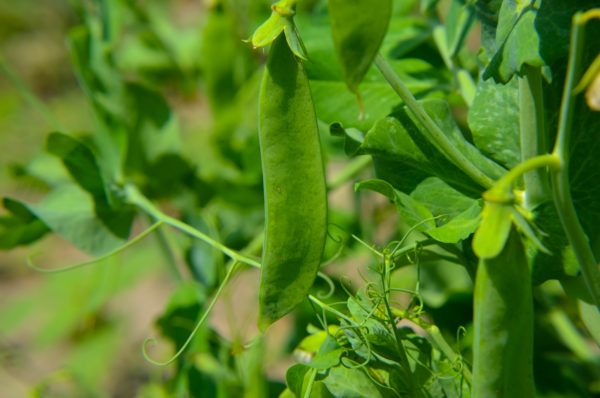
<box><xmin>374</xmin><ymin>54</ymin><xmax>495</xmax><ymax>189</ymax></box>
<box><xmin>519</xmin><ymin>65</ymin><xmax>549</xmax><ymax>209</ymax></box>
<box><xmin>551</xmin><ymin>12</ymin><xmax>600</xmax><ymax>308</ymax></box>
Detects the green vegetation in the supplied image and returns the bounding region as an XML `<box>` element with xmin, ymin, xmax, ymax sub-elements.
<box><xmin>1</xmin><ymin>0</ymin><xmax>600</xmax><ymax>397</ymax></box>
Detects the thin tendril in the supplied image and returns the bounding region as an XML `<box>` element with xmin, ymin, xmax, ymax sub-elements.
<box><xmin>27</xmin><ymin>221</ymin><xmax>164</xmax><ymax>273</ymax></box>
<box><xmin>316</xmin><ymin>271</ymin><xmax>336</xmax><ymax>299</ymax></box>
<box><xmin>321</xmin><ymin>238</ymin><xmax>346</xmax><ymax>267</ymax></box>
<box><xmin>351</xmin><ymin>234</ymin><xmax>383</xmax><ymax>258</ymax></box>
<box><xmin>142</xmin><ymin>262</ymin><xmax>240</xmax><ymax>366</ymax></box>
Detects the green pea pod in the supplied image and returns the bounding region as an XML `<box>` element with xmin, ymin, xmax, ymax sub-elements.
<box><xmin>473</xmin><ymin>228</ymin><xmax>535</xmax><ymax>397</ymax></box>
<box><xmin>328</xmin><ymin>0</ymin><xmax>392</xmax><ymax>93</ymax></box>
<box><xmin>258</xmin><ymin>33</ymin><xmax>327</xmax><ymax>330</ymax></box>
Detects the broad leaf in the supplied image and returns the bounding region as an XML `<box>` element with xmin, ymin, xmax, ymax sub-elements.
<box><xmin>427</xmin><ymin>203</ymin><xmax>482</xmax><ymax>243</ymax></box>
<box><xmin>529</xmin><ymin>202</ymin><xmax>579</xmax><ymax>284</ymax></box>
<box><xmin>299</xmin><ymin>15</ymin><xmax>447</xmax><ymax>132</ymax></box>
<box><xmin>46</xmin><ymin>132</ymin><xmax>107</xmax><ymax>200</ymax></box>
<box><xmin>357</xmin><ymin>178</ymin><xmax>482</xmax><ymax>243</ymax></box>
<box><xmin>468</xmin><ymin>77</ymin><xmax>520</xmax><ymax>168</ymax></box>
<box><xmin>26</xmin><ymin>184</ymin><xmax>133</xmax><ymax>257</ymax></box>
<box><xmin>0</xmin><ymin>198</ymin><xmax>49</xmax><ymax>249</ymax></box>
<box><xmin>323</xmin><ymin>363</ymin><xmax>384</xmax><ymax>398</ymax></box>
<box><xmin>359</xmin><ymin>99</ymin><xmax>506</xmax><ymax>195</ymax></box>
<box><xmin>328</xmin><ymin>0</ymin><xmax>392</xmax><ymax>93</ymax></box>
<box><xmin>482</xmin><ymin>0</ymin><xmax>597</xmax><ymax>83</ymax></box>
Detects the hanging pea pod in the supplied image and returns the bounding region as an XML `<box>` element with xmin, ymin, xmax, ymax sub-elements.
<box><xmin>256</xmin><ymin>29</ymin><xmax>327</xmax><ymax>328</ymax></box>
<box><xmin>472</xmin><ymin>228</ymin><xmax>535</xmax><ymax>397</ymax></box>
<box><xmin>328</xmin><ymin>0</ymin><xmax>392</xmax><ymax>95</ymax></box>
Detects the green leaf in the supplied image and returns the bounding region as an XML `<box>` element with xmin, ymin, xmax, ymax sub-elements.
<box><xmin>359</xmin><ymin>99</ymin><xmax>506</xmax><ymax>195</ymax></box>
<box><xmin>286</xmin><ymin>364</ymin><xmax>310</xmax><ymax>397</ymax></box>
<box><xmin>358</xmin><ymin>177</ymin><xmax>483</xmax><ymax>243</ymax></box>
<box><xmin>468</xmin><ymin>77</ymin><xmax>521</xmax><ymax>169</ymax></box>
<box><xmin>308</xmin><ymin>335</ymin><xmax>344</xmax><ymax>370</ymax></box>
<box><xmin>528</xmin><ymin>202</ymin><xmax>579</xmax><ymax>284</ymax></box>
<box><xmin>298</xmin><ymin>14</ymin><xmax>446</xmax><ymax>131</ymax></box>
<box><xmin>410</xmin><ymin>177</ymin><xmax>480</xmax><ymax>217</ymax></box>
<box><xmin>155</xmin><ymin>281</ymin><xmax>204</xmax><ymax>350</ymax></box>
<box><xmin>427</xmin><ymin>202</ymin><xmax>482</xmax><ymax>243</ymax></box>
<box><xmin>328</xmin><ymin>0</ymin><xmax>392</xmax><ymax>93</ymax></box>
<box><xmin>472</xmin><ymin>0</ymin><xmax>503</xmax><ymax>59</ymax></box>
<box><xmin>26</xmin><ymin>184</ymin><xmax>133</xmax><ymax>257</ymax></box>
<box><xmin>569</xmin><ymin>97</ymin><xmax>600</xmax><ymax>259</ymax></box>
<box><xmin>356</xmin><ymin>178</ymin><xmax>436</xmax><ymax>231</ymax></box>
<box><xmin>46</xmin><ymin>132</ymin><xmax>107</xmax><ymax>200</ymax></box>
<box><xmin>323</xmin><ymin>363</ymin><xmax>384</xmax><ymax>398</ymax></box>
<box><xmin>329</xmin><ymin>122</ymin><xmax>364</xmax><ymax>156</ymax></box>
<box><xmin>355</xmin><ymin>178</ymin><xmax>396</xmax><ymax>202</ymax></box>
<box><xmin>410</xmin><ymin>177</ymin><xmax>481</xmax><ymax>243</ymax></box>
<box><xmin>482</xmin><ymin>0</ymin><xmax>596</xmax><ymax>83</ymax></box>
<box><xmin>0</xmin><ymin>198</ymin><xmax>49</xmax><ymax>249</ymax></box>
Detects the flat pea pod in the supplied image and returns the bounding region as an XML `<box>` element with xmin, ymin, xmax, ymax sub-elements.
<box><xmin>258</xmin><ymin>33</ymin><xmax>327</xmax><ymax>330</ymax></box>
<box><xmin>472</xmin><ymin>228</ymin><xmax>534</xmax><ymax>397</ymax></box>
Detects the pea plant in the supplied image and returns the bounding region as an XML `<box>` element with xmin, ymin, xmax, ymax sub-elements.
<box><xmin>2</xmin><ymin>0</ymin><xmax>600</xmax><ymax>396</ymax></box>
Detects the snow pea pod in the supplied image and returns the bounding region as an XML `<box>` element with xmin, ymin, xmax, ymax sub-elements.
<box><xmin>258</xmin><ymin>33</ymin><xmax>327</xmax><ymax>330</ymax></box>
<box><xmin>472</xmin><ymin>228</ymin><xmax>534</xmax><ymax>397</ymax></box>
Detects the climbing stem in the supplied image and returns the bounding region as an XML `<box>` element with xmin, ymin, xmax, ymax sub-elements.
<box><xmin>519</xmin><ymin>65</ymin><xmax>549</xmax><ymax>208</ymax></box>
<box><xmin>374</xmin><ymin>54</ymin><xmax>494</xmax><ymax>189</ymax></box>
<box><xmin>487</xmin><ymin>154</ymin><xmax>560</xmax><ymax>199</ymax></box>
<box><xmin>550</xmin><ymin>11</ymin><xmax>600</xmax><ymax>308</ymax></box>
<box><xmin>124</xmin><ymin>184</ymin><xmax>261</xmax><ymax>269</ymax></box>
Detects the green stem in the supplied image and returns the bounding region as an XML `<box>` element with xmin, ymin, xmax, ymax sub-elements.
<box><xmin>519</xmin><ymin>65</ymin><xmax>549</xmax><ymax>208</ymax></box>
<box><xmin>327</xmin><ymin>156</ymin><xmax>372</xmax><ymax>190</ymax></box>
<box><xmin>124</xmin><ymin>184</ymin><xmax>261</xmax><ymax>269</ymax></box>
<box><xmin>26</xmin><ymin>222</ymin><xmax>163</xmax><ymax>273</ymax></box>
<box><xmin>487</xmin><ymin>154</ymin><xmax>560</xmax><ymax>201</ymax></box>
<box><xmin>550</xmin><ymin>12</ymin><xmax>600</xmax><ymax>308</ymax></box>
<box><xmin>374</xmin><ymin>54</ymin><xmax>494</xmax><ymax>189</ymax></box>
<box><xmin>143</xmin><ymin>261</ymin><xmax>241</xmax><ymax>366</ymax></box>
<box><xmin>424</xmin><ymin>324</ymin><xmax>473</xmax><ymax>383</ymax></box>
<box><xmin>307</xmin><ymin>295</ymin><xmax>354</xmax><ymax>323</ymax></box>
<box><xmin>381</xmin><ymin>257</ymin><xmax>425</xmax><ymax>398</ymax></box>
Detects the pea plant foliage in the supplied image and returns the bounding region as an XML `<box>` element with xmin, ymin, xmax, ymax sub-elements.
<box><xmin>2</xmin><ymin>0</ymin><xmax>600</xmax><ymax>397</ymax></box>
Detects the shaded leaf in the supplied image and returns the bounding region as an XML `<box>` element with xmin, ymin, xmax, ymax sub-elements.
<box><xmin>359</xmin><ymin>99</ymin><xmax>506</xmax><ymax>195</ymax></box>
<box><xmin>155</xmin><ymin>282</ymin><xmax>204</xmax><ymax>350</ymax></box>
<box><xmin>427</xmin><ymin>202</ymin><xmax>482</xmax><ymax>243</ymax></box>
<box><xmin>468</xmin><ymin>77</ymin><xmax>520</xmax><ymax>168</ymax></box>
<box><xmin>46</xmin><ymin>132</ymin><xmax>107</xmax><ymax>200</ymax></box>
<box><xmin>323</xmin><ymin>363</ymin><xmax>384</xmax><ymax>398</ymax></box>
<box><xmin>328</xmin><ymin>0</ymin><xmax>392</xmax><ymax>92</ymax></box>
<box><xmin>26</xmin><ymin>184</ymin><xmax>132</xmax><ymax>257</ymax></box>
<box><xmin>482</xmin><ymin>0</ymin><xmax>597</xmax><ymax>83</ymax></box>
<box><xmin>0</xmin><ymin>198</ymin><xmax>49</xmax><ymax>249</ymax></box>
